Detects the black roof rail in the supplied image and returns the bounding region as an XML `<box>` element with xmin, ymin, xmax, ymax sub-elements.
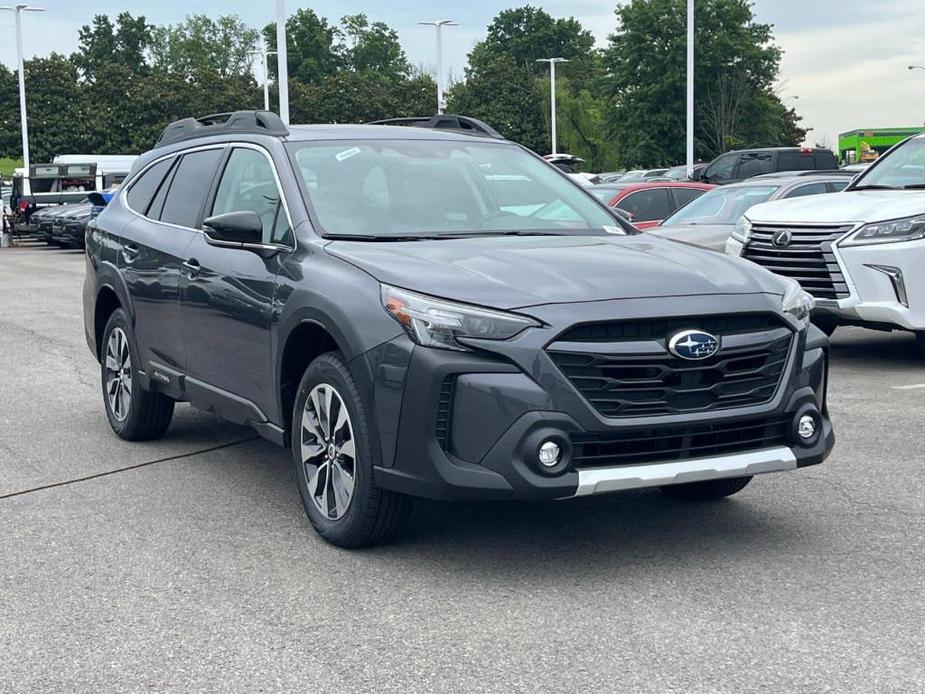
<box><xmin>154</xmin><ymin>110</ymin><xmax>289</xmax><ymax>149</ymax></box>
<box><xmin>367</xmin><ymin>114</ymin><xmax>504</xmax><ymax>140</ymax></box>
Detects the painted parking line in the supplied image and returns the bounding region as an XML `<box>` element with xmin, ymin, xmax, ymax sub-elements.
<box><xmin>891</xmin><ymin>383</ymin><xmax>925</xmax><ymax>390</ymax></box>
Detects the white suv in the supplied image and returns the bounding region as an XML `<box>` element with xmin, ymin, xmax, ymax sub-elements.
<box><xmin>726</xmin><ymin>134</ymin><xmax>925</xmax><ymax>354</ymax></box>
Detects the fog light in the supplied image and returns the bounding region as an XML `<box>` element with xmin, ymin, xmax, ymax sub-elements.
<box><xmin>538</xmin><ymin>440</ymin><xmax>561</xmax><ymax>467</ymax></box>
<box><xmin>798</xmin><ymin>414</ymin><xmax>817</xmax><ymax>440</ymax></box>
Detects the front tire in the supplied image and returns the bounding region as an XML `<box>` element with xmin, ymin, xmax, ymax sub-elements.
<box><xmin>291</xmin><ymin>352</ymin><xmax>412</xmax><ymax>548</ymax></box>
<box><xmin>660</xmin><ymin>475</ymin><xmax>752</xmax><ymax>501</ymax></box>
<box><xmin>100</xmin><ymin>309</ymin><xmax>174</xmax><ymax>440</ymax></box>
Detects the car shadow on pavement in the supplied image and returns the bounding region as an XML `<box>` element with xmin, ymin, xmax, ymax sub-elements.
<box><xmin>828</xmin><ymin>327</ymin><xmax>922</xmax><ymax>369</ymax></box>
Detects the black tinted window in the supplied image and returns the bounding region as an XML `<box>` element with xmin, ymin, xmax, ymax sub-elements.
<box><xmin>160</xmin><ymin>149</ymin><xmax>223</xmax><ymax>228</ymax></box>
<box><xmin>778</xmin><ymin>152</ymin><xmax>815</xmax><ymax>171</ymax></box>
<box><xmin>617</xmin><ymin>188</ymin><xmax>672</xmax><ymax>221</ymax></box>
<box><xmin>672</xmin><ymin>186</ymin><xmax>707</xmax><ymax>208</ymax></box>
<box><xmin>126</xmin><ymin>159</ymin><xmax>172</xmax><ymax>215</ymax></box>
<box><xmin>706</xmin><ymin>154</ymin><xmax>737</xmax><ymax>182</ymax></box>
<box><xmin>784</xmin><ymin>182</ymin><xmax>829</xmax><ymax>198</ymax></box>
<box><xmin>737</xmin><ymin>153</ymin><xmax>772</xmax><ymax>178</ymax></box>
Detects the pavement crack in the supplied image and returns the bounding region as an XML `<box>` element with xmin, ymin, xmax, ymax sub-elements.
<box><xmin>0</xmin><ymin>436</ymin><xmax>258</xmax><ymax>500</ymax></box>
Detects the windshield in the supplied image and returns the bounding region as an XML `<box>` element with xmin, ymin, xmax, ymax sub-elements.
<box><xmin>660</xmin><ymin>185</ymin><xmax>779</xmax><ymax>226</ymax></box>
<box><xmin>287</xmin><ymin>139</ymin><xmax>621</xmax><ymax>238</ymax></box>
<box><xmin>855</xmin><ymin>137</ymin><xmax>925</xmax><ymax>188</ymax></box>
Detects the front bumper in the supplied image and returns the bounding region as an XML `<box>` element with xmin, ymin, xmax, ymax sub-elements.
<box><xmin>368</xmin><ymin>295</ymin><xmax>834</xmax><ymax>502</ymax></box>
<box><xmin>727</xmin><ymin>234</ymin><xmax>925</xmax><ymax>331</ymax></box>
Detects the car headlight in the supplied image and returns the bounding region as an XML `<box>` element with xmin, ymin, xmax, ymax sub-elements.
<box><xmin>731</xmin><ymin>216</ymin><xmax>752</xmax><ymax>242</ymax></box>
<box><xmin>782</xmin><ymin>279</ymin><xmax>814</xmax><ymax>329</ymax></box>
<box><xmin>841</xmin><ymin>215</ymin><xmax>925</xmax><ymax>247</ymax></box>
<box><xmin>381</xmin><ymin>284</ymin><xmax>540</xmax><ymax>352</ymax></box>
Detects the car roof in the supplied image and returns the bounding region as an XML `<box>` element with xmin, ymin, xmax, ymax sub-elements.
<box><xmin>291</xmin><ymin>123</ymin><xmax>516</xmax><ymax>143</ymax></box>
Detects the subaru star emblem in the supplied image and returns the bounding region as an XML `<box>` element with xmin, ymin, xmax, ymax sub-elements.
<box><xmin>771</xmin><ymin>229</ymin><xmax>793</xmax><ymax>248</ymax></box>
<box><xmin>668</xmin><ymin>330</ymin><xmax>720</xmax><ymax>360</ymax></box>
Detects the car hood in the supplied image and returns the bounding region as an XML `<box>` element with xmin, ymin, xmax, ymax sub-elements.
<box><xmin>325</xmin><ymin>234</ymin><xmax>786</xmax><ymax>310</ymax></box>
<box><xmin>746</xmin><ymin>189</ymin><xmax>925</xmax><ymax>225</ymax></box>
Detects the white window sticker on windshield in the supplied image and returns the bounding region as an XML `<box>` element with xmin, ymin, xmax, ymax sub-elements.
<box><xmin>603</xmin><ymin>225</ymin><xmax>625</xmax><ymax>235</ymax></box>
<box><xmin>335</xmin><ymin>147</ymin><xmax>362</xmax><ymax>162</ymax></box>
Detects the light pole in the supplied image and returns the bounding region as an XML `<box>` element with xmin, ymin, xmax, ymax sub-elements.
<box><xmin>248</xmin><ymin>47</ymin><xmax>278</xmax><ymax>112</ymax></box>
<box><xmin>1</xmin><ymin>4</ymin><xmax>44</xmax><ymax>176</ymax></box>
<box><xmin>686</xmin><ymin>0</ymin><xmax>694</xmax><ymax>178</ymax></box>
<box><xmin>419</xmin><ymin>19</ymin><xmax>457</xmax><ymax>114</ymax></box>
<box><xmin>537</xmin><ymin>58</ymin><xmax>569</xmax><ymax>155</ymax></box>
<box><xmin>275</xmin><ymin>0</ymin><xmax>289</xmax><ymax>124</ymax></box>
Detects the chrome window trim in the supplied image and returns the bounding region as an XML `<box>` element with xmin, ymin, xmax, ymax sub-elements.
<box><xmin>120</xmin><ymin>141</ymin><xmax>297</xmax><ymax>252</ymax></box>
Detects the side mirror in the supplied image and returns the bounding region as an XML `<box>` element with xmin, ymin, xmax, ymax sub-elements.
<box><xmin>203</xmin><ymin>211</ymin><xmax>263</xmax><ymax>246</ymax></box>
<box><xmin>690</xmin><ymin>167</ymin><xmax>703</xmax><ymax>182</ymax></box>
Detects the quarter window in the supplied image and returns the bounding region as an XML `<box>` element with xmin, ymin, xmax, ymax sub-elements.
<box><xmin>159</xmin><ymin>149</ymin><xmax>223</xmax><ymax>228</ymax></box>
<box><xmin>125</xmin><ymin>159</ymin><xmax>173</xmax><ymax>215</ymax></box>
<box><xmin>672</xmin><ymin>186</ymin><xmax>707</xmax><ymax>208</ymax></box>
<box><xmin>211</xmin><ymin>148</ymin><xmax>289</xmax><ymax>244</ymax></box>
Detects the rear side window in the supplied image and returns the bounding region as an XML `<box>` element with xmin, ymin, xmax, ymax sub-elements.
<box><xmin>784</xmin><ymin>182</ymin><xmax>829</xmax><ymax>198</ymax></box>
<box><xmin>778</xmin><ymin>152</ymin><xmax>815</xmax><ymax>171</ymax></box>
<box><xmin>672</xmin><ymin>187</ymin><xmax>707</xmax><ymax>208</ymax></box>
<box><xmin>737</xmin><ymin>153</ymin><xmax>772</xmax><ymax>178</ymax></box>
<box><xmin>126</xmin><ymin>159</ymin><xmax>172</xmax><ymax>215</ymax></box>
<box><xmin>160</xmin><ymin>149</ymin><xmax>223</xmax><ymax>228</ymax></box>
<box><xmin>617</xmin><ymin>188</ymin><xmax>671</xmax><ymax>221</ymax></box>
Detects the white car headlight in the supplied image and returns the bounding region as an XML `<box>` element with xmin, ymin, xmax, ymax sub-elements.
<box><xmin>841</xmin><ymin>215</ymin><xmax>925</xmax><ymax>246</ymax></box>
<box><xmin>782</xmin><ymin>279</ymin><xmax>814</xmax><ymax>329</ymax></box>
<box><xmin>731</xmin><ymin>216</ymin><xmax>752</xmax><ymax>242</ymax></box>
<box><xmin>381</xmin><ymin>284</ymin><xmax>540</xmax><ymax>352</ymax></box>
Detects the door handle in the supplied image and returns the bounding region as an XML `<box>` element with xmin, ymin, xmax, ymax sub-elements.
<box><xmin>123</xmin><ymin>243</ymin><xmax>140</xmax><ymax>263</ymax></box>
<box><xmin>183</xmin><ymin>258</ymin><xmax>201</xmax><ymax>278</ymax></box>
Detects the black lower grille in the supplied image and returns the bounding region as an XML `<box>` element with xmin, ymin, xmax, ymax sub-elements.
<box><xmin>744</xmin><ymin>225</ymin><xmax>852</xmax><ymax>300</ymax></box>
<box><xmin>435</xmin><ymin>377</ymin><xmax>455</xmax><ymax>449</ymax></box>
<box><xmin>571</xmin><ymin>417</ymin><xmax>790</xmax><ymax>468</ymax></box>
<box><xmin>548</xmin><ymin>314</ymin><xmax>793</xmax><ymax>417</ymax></box>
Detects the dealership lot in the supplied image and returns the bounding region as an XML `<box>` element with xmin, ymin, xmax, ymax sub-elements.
<box><xmin>1</xmin><ymin>245</ymin><xmax>923</xmax><ymax>692</ymax></box>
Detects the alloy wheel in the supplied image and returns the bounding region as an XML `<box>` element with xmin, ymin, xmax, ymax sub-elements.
<box><xmin>105</xmin><ymin>327</ymin><xmax>132</xmax><ymax>421</ymax></box>
<box><xmin>300</xmin><ymin>383</ymin><xmax>357</xmax><ymax>520</ymax></box>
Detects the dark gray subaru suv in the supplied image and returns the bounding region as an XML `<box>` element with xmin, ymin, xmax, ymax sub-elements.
<box><xmin>83</xmin><ymin>111</ymin><xmax>834</xmax><ymax>547</ymax></box>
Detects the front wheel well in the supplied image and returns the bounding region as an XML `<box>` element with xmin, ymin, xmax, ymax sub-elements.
<box><xmin>280</xmin><ymin>322</ymin><xmax>341</xmax><ymax>437</ymax></box>
<box><xmin>94</xmin><ymin>287</ymin><xmax>122</xmax><ymax>360</ymax></box>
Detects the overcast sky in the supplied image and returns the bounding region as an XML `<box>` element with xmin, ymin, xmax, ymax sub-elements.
<box><xmin>2</xmin><ymin>0</ymin><xmax>925</xmax><ymax>149</ymax></box>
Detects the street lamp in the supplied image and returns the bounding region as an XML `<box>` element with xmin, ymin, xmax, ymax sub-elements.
<box><xmin>536</xmin><ymin>58</ymin><xmax>569</xmax><ymax>155</ymax></box>
<box><xmin>685</xmin><ymin>0</ymin><xmax>694</xmax><ymax>178</ymax></box>
<box><xmin>0</xmin><ymin>4</ymin><xmax>44</xmax><ymax>176</ymax></box>
<box><xmin>248</xmin><ymin>47</ymin><xmax>278</xmax><ymax>112</ymax></box>
<box><xmin>419</xmin><ymin>19</ymin><xmax>457</xmax><ymax>114</ymax></box>
<box><xmin>275</xmin><ymin>0</ymin><xmax>289</xmax><ymax>124</ymax></box>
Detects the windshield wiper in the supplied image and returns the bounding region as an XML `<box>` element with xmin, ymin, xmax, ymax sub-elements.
<box><xmin>851</xmin><ymin>184</ymin><xmax>898</xmax><ymax>190</ymax></box>
<box><xmin>901</xmin><ymin>184</ymin><xmax>925</xmax><ymax>189</ymax></box>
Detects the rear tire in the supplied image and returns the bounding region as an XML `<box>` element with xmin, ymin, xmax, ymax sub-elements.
<box><xmin>290</xmin><ymin>352</ymin><xmax>413</xmax><ymax>548</ymax></box>
<box><xmin>100</xmin><ymin>309</ymin><xmax>174</xmax><ymax>440</ymax></box>
<box><xmin>660</xmin><ymin>475</ymin><xmax>752</xmax><ymax>501</ymax></box>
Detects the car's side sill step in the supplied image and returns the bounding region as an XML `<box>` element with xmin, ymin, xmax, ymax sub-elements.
<box><xmin>571</xmin><ymin>446</ymin><xmax>797</xmax><ymax>497</ymax></box>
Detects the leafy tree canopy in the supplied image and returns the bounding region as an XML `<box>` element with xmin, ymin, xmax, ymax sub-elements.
<box><xmin>262</xmin><ymin>8</ymin><xmax>344</xmax><ymax>84</ymax></box>
<box><xmin>72</xmin><ymin>12</ymin><xmax>152</xmax><ymax>80</ymax></box>
<box><xmin>149</xmin><ymin>15</ymin><xmax>260</xmax><ymax>78</ymax></box>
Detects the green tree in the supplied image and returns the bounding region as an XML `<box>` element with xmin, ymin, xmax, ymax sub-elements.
<box><xmin>448</xmin><ymin>54</ymin><xmax>547</xmax><ymax>154</ymax></box>
<box><xmin>467</xmin><ymin>6</ymin><xmax>598</xmax><ymax>86</ymax></box>
<box><xmin>0</xmin><ymin>65</ymin><xmax>19</xmax><ymax>158</ymax></box>
<box><xmin>341</xmin><ymin>14</ymin><xmax>410</xmax><ymax>83</ymax></box>
<box><xmin>604</xmin><ymin>0</ymin><xmax>805</xmax><ymax>166</ymax></box>
<box><xmin>21</xmin><ymin>54</ymin><xmax>88</xmax><ymax>161</ymax></box>
<box><xmin>263</xmin><ymin>9</ymin><xmax>344</xmax><ymax>84</ymax></box>
<box><xmin>72</xmin><ymin>12</ymin><xmax>152</xmax><ymax>80</ymax></box>
<box><xmin>149</xmin><ymin>15</ymin><xmax>260</xmax><ymax>78</ymax></box>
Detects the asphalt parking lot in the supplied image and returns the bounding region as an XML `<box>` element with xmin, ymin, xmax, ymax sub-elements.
<box><xmin>1</xmin><ymin>242</ymin><xmax>924</xmax><ymax>693</ymax></box>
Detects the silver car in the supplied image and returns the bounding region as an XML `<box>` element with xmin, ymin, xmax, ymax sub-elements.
<box><xmin>649</xmin><ymin>173</ymin><xmax>851</xmax><ymax>251</ymax></box>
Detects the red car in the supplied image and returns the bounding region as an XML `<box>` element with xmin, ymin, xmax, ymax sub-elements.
<box><xmin>589</xmin><ymin>181</ymin><xmax>715</xmax><ymax>229</ymax></box>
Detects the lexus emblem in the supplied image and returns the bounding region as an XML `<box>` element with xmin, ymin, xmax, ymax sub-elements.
<box><xmin>668</xmin><ymin>330</ymin><xmax>720</xmax><ymax>360</ymax></box>
<box><xmin>771</xmin><ymin>229</ymin><xmax>793</xmax><ymax>248</ymax></box>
